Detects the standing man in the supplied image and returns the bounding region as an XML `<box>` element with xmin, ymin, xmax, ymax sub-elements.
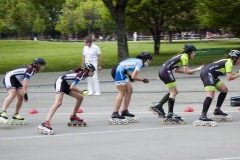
<box><xmin>82</xmin><ymin>36</ymin><xmax>102</xmax><ymax>96</ymax></box>
<box><xmin>133</xmin><ymin>32</ymin><xmax>137</xmax><ymax>41</ymax></box>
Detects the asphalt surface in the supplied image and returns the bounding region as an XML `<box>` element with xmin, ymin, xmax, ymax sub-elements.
<box><xmin>0</xmin><ymin>66</ymin><xmax>240</xmax><ymax>160</ymax></box>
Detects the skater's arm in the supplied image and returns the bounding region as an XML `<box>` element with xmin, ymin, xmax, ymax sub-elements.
<box><xmin>23</xmin><ymin>78</ymin><xmax>29</xmax><ymax>102</ymax></box>
<box><xmin>132</xmin><ymin>70</ymin><xmax>149</xmax><ymax>83</ymax></box>
<box><xmin>70</xmin><ymin>83</ymin><xmax>82</xmax><ymax>94</ymax></box>
<box><xmin>226</xmin><ymin>72</ymin><xmax>240</xmax><ymax>81</ymax></box>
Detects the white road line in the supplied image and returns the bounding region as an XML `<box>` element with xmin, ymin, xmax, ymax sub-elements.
<box><xmin>207</xmin><ymin>157</ymin><xmax>240</xmax><ymax>160</ymax></box>
<box><xmin>0</xmin><ymin>126</ymin><xmax>192</xmax><ymax>140</ymax></box>
<box><xmin>0</xmin><ymin>122</ymin><xmax>240</xmax><ymax>141</ymax></box>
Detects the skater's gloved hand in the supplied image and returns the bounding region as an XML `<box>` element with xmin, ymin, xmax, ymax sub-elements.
<box><xmin>24</xmin><ymin>93</ymin><xmax>28</xmax><ymax>102</ymax></box>
<box><xmin>142</xmin><ymin>78</ymin><xmax>149</xmax><ymax>83</ymax></box>
<box><xmin>237</xmin><ymin>70</ymin><xmax>240</xmax><ymax>75</ymax></box>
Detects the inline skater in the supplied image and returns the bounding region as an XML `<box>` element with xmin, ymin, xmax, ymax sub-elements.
<box><xmin>0</xmin><ymin>58</ymin><xmax>46</xmax><ymax>125</ymax></box>
<box><xmin>36</xmin><ymin>63</ymin><xmax>95</xmax><ymax>134</ymax></box>
<box><xmin>108</xmin><ymin>51</ymin><xmax>153</xmax><ymax>125</ymax></box>
<box><xmin>194</xmin><ymin>50</ymin><xmax>240</xmax><ymax>126</ymax></box>
<box><xmin>148</xmin><ymin>44</ymin><xmax>204</xmax><ymax>124</ymax></box>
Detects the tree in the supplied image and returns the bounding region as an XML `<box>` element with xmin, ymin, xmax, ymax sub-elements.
<box><xmin>126</xmin><ymin>0</ymin><xmax>197</xmax><ymax>55</ymax></box>
<box><xmin>102</xmin><ymin>0</ymin><xmax>129</xmax><ymax>62</ymax></box>
<box><xmin>32</xmin><ymin>17</ymin><xmax>46</xmax><ymax>39</ymax></box>
<box><xmin>197</xmin><ymin>0</ymin><xmax>240</xmax><ymax>37</ymax></box>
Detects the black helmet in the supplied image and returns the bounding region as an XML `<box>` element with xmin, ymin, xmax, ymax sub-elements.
<box><xmin>139</xmin><ymin>51</ymin><xmax>153</xmax><ymax>60</ymax></box>
<box><xmin>229</xmin><ymin>50</ymin><xmax>240</xmax><ymax>58</ymax></box>
<box><xmin>84</xmin><ymin>62</ymin><xmax>95</xmax><ymax>71</ymax></box>
<box><xmin>33</xmin><ymin>58</ymin><xmax>46</xmax><ymax>65</ymax></box>
<box><xmin>183</xmin><ymin>44</ymin><xmax>196</xmax><ymax>54</ymax></box>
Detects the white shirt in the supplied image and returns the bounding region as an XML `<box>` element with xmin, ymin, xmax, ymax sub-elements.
<box><xmin>83</xmin><ymin>43</ymin><xmax>101</xmax><ymax>62</ymax></box>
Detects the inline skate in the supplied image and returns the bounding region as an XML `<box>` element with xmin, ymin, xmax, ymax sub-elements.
<box><xmin>162</xmin><ymin>112</ymin><xmax>186</xmax><ymax>125</ymax></box>
<box><xmin>36</xmin><ymin>121</ymin><xmax>53</xmax><ymax>135</ymax></box>
<box><xmin>9</xmin><ymin>113</ymin><xmax>26</xmax><ymax>125</ymax></box>
<box><xmin>193</xmin><ymin>115</ymin><xmax>217</xmax><ymax>127</ymax></box>
<box><xmin>107</xmin><ymin>112</ymin><xmax>128</xmax><ymax>125</ymax></box>
<box><xmin>148</xmin><ymin>103</ymin><xmax>165</xmax><ymax>118</ymax></box>
<box><xmin>67</xmin><ymin>115</ymin><xmax>87</xmax><ymax>127</ymax></box>
<box><xmin>209</xmin><ymin>109</ymin><xmax>232</xmax><ymax>122</ymax></box>
<box><xmin>0</xmin><ymin>111</ymin><xmax>8</xmax><ymax>124</ymax></box>
<box><xmin>121</xmin><ymin>109</ymin><xmax>138</xmax><ymax>123</ymax></box>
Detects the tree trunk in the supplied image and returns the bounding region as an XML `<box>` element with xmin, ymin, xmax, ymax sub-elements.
<box><xmin>102</xmin><ymin>0</ymin><xmax>129</xmax><ymax>62</ymax></box>
<box><xmin>168</xmin><ymin>30</ymin><xmax>172</xmax><ymax>43</ymax></box>
<box><xmin>153</xmin><ymin>29</ymin><xmax>161</xmax><ymax>55</ymax></box>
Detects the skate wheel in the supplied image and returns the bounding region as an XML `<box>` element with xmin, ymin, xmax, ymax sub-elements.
<box><xmin>127</xmin><ymin>117</ymin><xmax>132</xmax><ymax>123</ymax></box>
<box><xmin>82</xmin><ymin>122</ymin><xmax>87</xmax><ymax>127</ymax></box>
<box><xmin>18</xmin><ymin>121</ymin><xmax>22</xmax><ymax>125</ymax></box>
<box><xmin>133</xmin><ymin>117</ymin><xmax>138</xmax><ymax>123</ymax></box>
<box><xmin>209</xmin><ymin>115</ymin><xmax>214</xmax><ymax>120</ymax></box>
<box><xmin>180</xmin><ymin>118</ymin><xmax>186</xmax><ymax>124</ymax></box>
<box><xmin>193</xmin><ymin>120</ymin><xmax>199</xmax><ymax>126</ymax></box>
<box><xmin>123</xmin><ymin>119</ymin><xmax>128</xmax><ymax>125</ymax></box>
<box><xmin>107</xmin><ymin>119</ymin><xmax>112</xmax><ymax>125</ymax></box>
<box><xmin>47</xmin><ymin>130</ymin><xmax>54</xmax><ymax>135</ymax></box>
<box><xmin>226</xmin><ymin>115</ymin><xmax>232</xmax><ymax>121</ymax></box>
<box><xmin>211</xmin><ymin>121</ymin><xmax>217</xmax><ymax>127</ymax></box>
<box><xmin>153</xmin><ymin>110</ymin><xmax>158</xmax><ymax>115</ymax></box>
<box><xmin>112</xmin><ymin>119</ymin><xmax>117</xmax><ymax>125</ymax></box>
<box><xmin>148</xmin><ymin>105</ymin><xmax>153</xmax><ymax>111</ymax></box>
<box><xmin>67</xmin><ymin>122</ymin><xmax>72</xmax><ymax>127</ymax></box>
<box><xmin>162</xmin><ymin>118</ymin><xmax>167</xmax><ymax>125</ymax></box>
<box><xmin>22</xmin><ymin>120</ymin><xmax>27</xmax><ymax>125</ymax></box>
<box><xmin>117</xmin><ymin>119</ymin><xmax>123</xmax><ymax>125</ymax></box>
<box><xmin>9</xmin><ymin>121</ymin><xmax>13</xmax><ymax>125</ymax></box>
<box><xmin>200</xmin><ymin>121</ymin><xmax>205</xmax><ymax>126</ymax></box>
<box><xmin>215</xmin><ymin>116</ymin><xmax>221</xmax><ymax>121</ymax></box>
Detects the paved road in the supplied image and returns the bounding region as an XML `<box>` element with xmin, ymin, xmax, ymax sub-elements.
<box><xmin>0</xmin><ymin>66</ymin><xmax>240</xmax><ymax>160</ymax></box>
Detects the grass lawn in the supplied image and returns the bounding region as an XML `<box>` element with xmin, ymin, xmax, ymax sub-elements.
<box><xmin>0</xmin><ymin>39</ymin><xmax>239</xmax><ymax>74</ymax></box>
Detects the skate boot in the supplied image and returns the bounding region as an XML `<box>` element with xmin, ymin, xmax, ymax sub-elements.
<box><xmin>121</xmin><ymin>110</ymin><xmax>138</xmax><ymax>123</ymax></box>
<box><xmin>36</xmin><ymin>121</ymin><xmax>53</xmax><ymax>135</ymax></box>
<box><xmin>162</xmin><ymin>112</ymin><xmax>186</xmax><ymax>125</ymax></box>
<box><xmin>148</xmin><ymin>103</ymin><xmax>166</xmax><ymax>118</ymax></box>
<box><xmin>193</xmin><ymin>114</ymin><xmax>217</xmax><ymax>127</ymax></box>
<box><xmin>209</xmin><ymin>109</ymin><xmax>232</xmax><ymax>121</ymax></box>
<box><xmin>67</xmin><ymin>115</ymin><xmax>87</xmax><ymax>127</ymax></box>
<box><xmin>9</xmin><ymin>113</ymin><xmax>26</xmax><ymax>125</ymax></box>
<box><xmin>107</xmin><ymin>112</ymin><xmax>128</xmax><ymax>125</ymax></box>
<box><xmin>0</xmin><ymin>111</ymin><xmax>8</xmax><ymax>124</ymax></box>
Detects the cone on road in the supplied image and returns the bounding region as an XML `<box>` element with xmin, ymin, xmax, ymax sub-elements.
<box><xmin>77</xmin><ymin>109</ymin><xmax>83</xmax><ymax>113</ymax></box>
<box><xmin>238</xmin><ymin>107</ymin><xmax>240</xmax><ymax>111</ymax></box>
<box><xmin>29</xmin><ymin>109</ymin><xmax>38</xmax><ymax>114</ymax></box>
<box><xmin>184</xmin><ymin>107</ymin><xmax>194</xmax><ymax>112</ymax></box>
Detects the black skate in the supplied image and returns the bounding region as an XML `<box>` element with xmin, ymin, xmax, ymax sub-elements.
<box><xmin>0</xmin><ymin>111</ymin><xmax>8</xmax><ymax>124</ymax></box>
<box><xmin>36</xmin><ymin>121</ymin><xmax>54</xmax><ymax>135</ymax></box>
<box><xmin>148</xmin><ymin>103</ymin><xmax>166</xmax><ymax>118</ymax></box>
<box><xmin>107</xmin><ymin>112</ymin><xmax>128</xmax><ymax>125</ymax></box>
<box><xmin>193</xmin><ymin>115</ymin><xmax>217</xmax><ymax>127</ymax></box>
<box><xmin>121</xmin><ymin>110</ymin><xmax>138</xmax><ymax>123</ymax></box>
<box><xmin>162</xmin><ymin>112</ymin><xmax>186</xmax><ymax>125</ymax></box>
<box><xmin>209</xmin><ymin>109</ymin><xmax>232</xmax><ymax>121</ymax></box>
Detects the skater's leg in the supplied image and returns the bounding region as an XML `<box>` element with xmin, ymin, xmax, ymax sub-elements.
<box><xmin>113</xmin><ymin>84</ymin><xmax>126</xmax><ymax>112</ymax></box>
<box><xmin>159</xmin><ymin>93</ymin><xmax>170</xmax><ymax>105</ymax></box>
<box><xmin>201</xmin><ymin>90</ymin><xmax>214</xmax><ymax>116</ymax></box>
<box><xmin>216</xmin><ymin>83</ymin><xmax>228</xmax><ymax>109</ymax></box>
<box><xmin>46</xmin><ymin>94</ymin><xmax>64</xmax><ymax>122</ymax></box>
<box><xmin>168</xmin><ymin>86</ymin><xmax>178</xmax><ymax>113</ymax></box>
<box><xmin>123</xmin><ymin>82</ymin><xmax>133</xmax><ymax>110</ymax></box>
<box><xmin>14</xmin><ymin>89</ymin><xmax>24</xmax><ymax>113</ymax></box>
<box><xmin>70</xmin><ymin>91</ymin><xmax>84</xmax><ymax>115</ymax></box>
<box><xmin>2</xmin><ymin>89</ymin><xmax>17</xmax><ymax>111</ymax></box>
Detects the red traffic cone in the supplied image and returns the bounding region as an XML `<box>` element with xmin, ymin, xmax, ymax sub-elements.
<box><xmin>29</xmin><ymin>109</ymin><xmax>38</xmax><ymax>114</ymax></box>
<box><xmin>238</xmin><ymin>107</ymin><xmax>240</xmax><ymax>111</ymax></box>
<box><xmin>77</xmin><ymin>109</ymin><xmax>83</xmax><ymax>113</ymax></box>
<box><xmin>184</xmin><ymin>107</ymin><xmax>194</xmax><ymax>112</ymax></box>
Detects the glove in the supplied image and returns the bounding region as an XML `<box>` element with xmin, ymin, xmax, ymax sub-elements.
<box><xmin>24</xmin><ymin>93</ymin><xmax>28</xmax><ymax>101</ymax></box>
<box><xmin>128</xmin><ymin>75</ymin><xmax>134</xmax><ymax>82</ymax></box>
<box><xmin>195</xmin><ymin>66</ymin><xmax>202</xmax><ymax>71</ymax></box>
<box><xmin>143</xmin><ymin>78</ymin><xmax>149</xmax><ymax>83</ymax></box>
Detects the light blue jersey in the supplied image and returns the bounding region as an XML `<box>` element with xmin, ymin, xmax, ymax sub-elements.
<box><xmin>112</xmin><ymin>58</ymin><xmax>143</xmax><ymax>85</ymax></box>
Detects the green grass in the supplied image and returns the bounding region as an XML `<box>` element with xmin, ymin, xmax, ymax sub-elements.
<box><xmin>0</xmin><ymin>39</ymin><xmax>240</xmax><ymax>74</ymax></box>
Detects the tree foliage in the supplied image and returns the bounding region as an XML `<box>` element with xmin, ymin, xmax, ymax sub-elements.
<box><xmin>197</xmin><ymin>0</ymin><xmax>240</xmax><ymax>36</ymax></box>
